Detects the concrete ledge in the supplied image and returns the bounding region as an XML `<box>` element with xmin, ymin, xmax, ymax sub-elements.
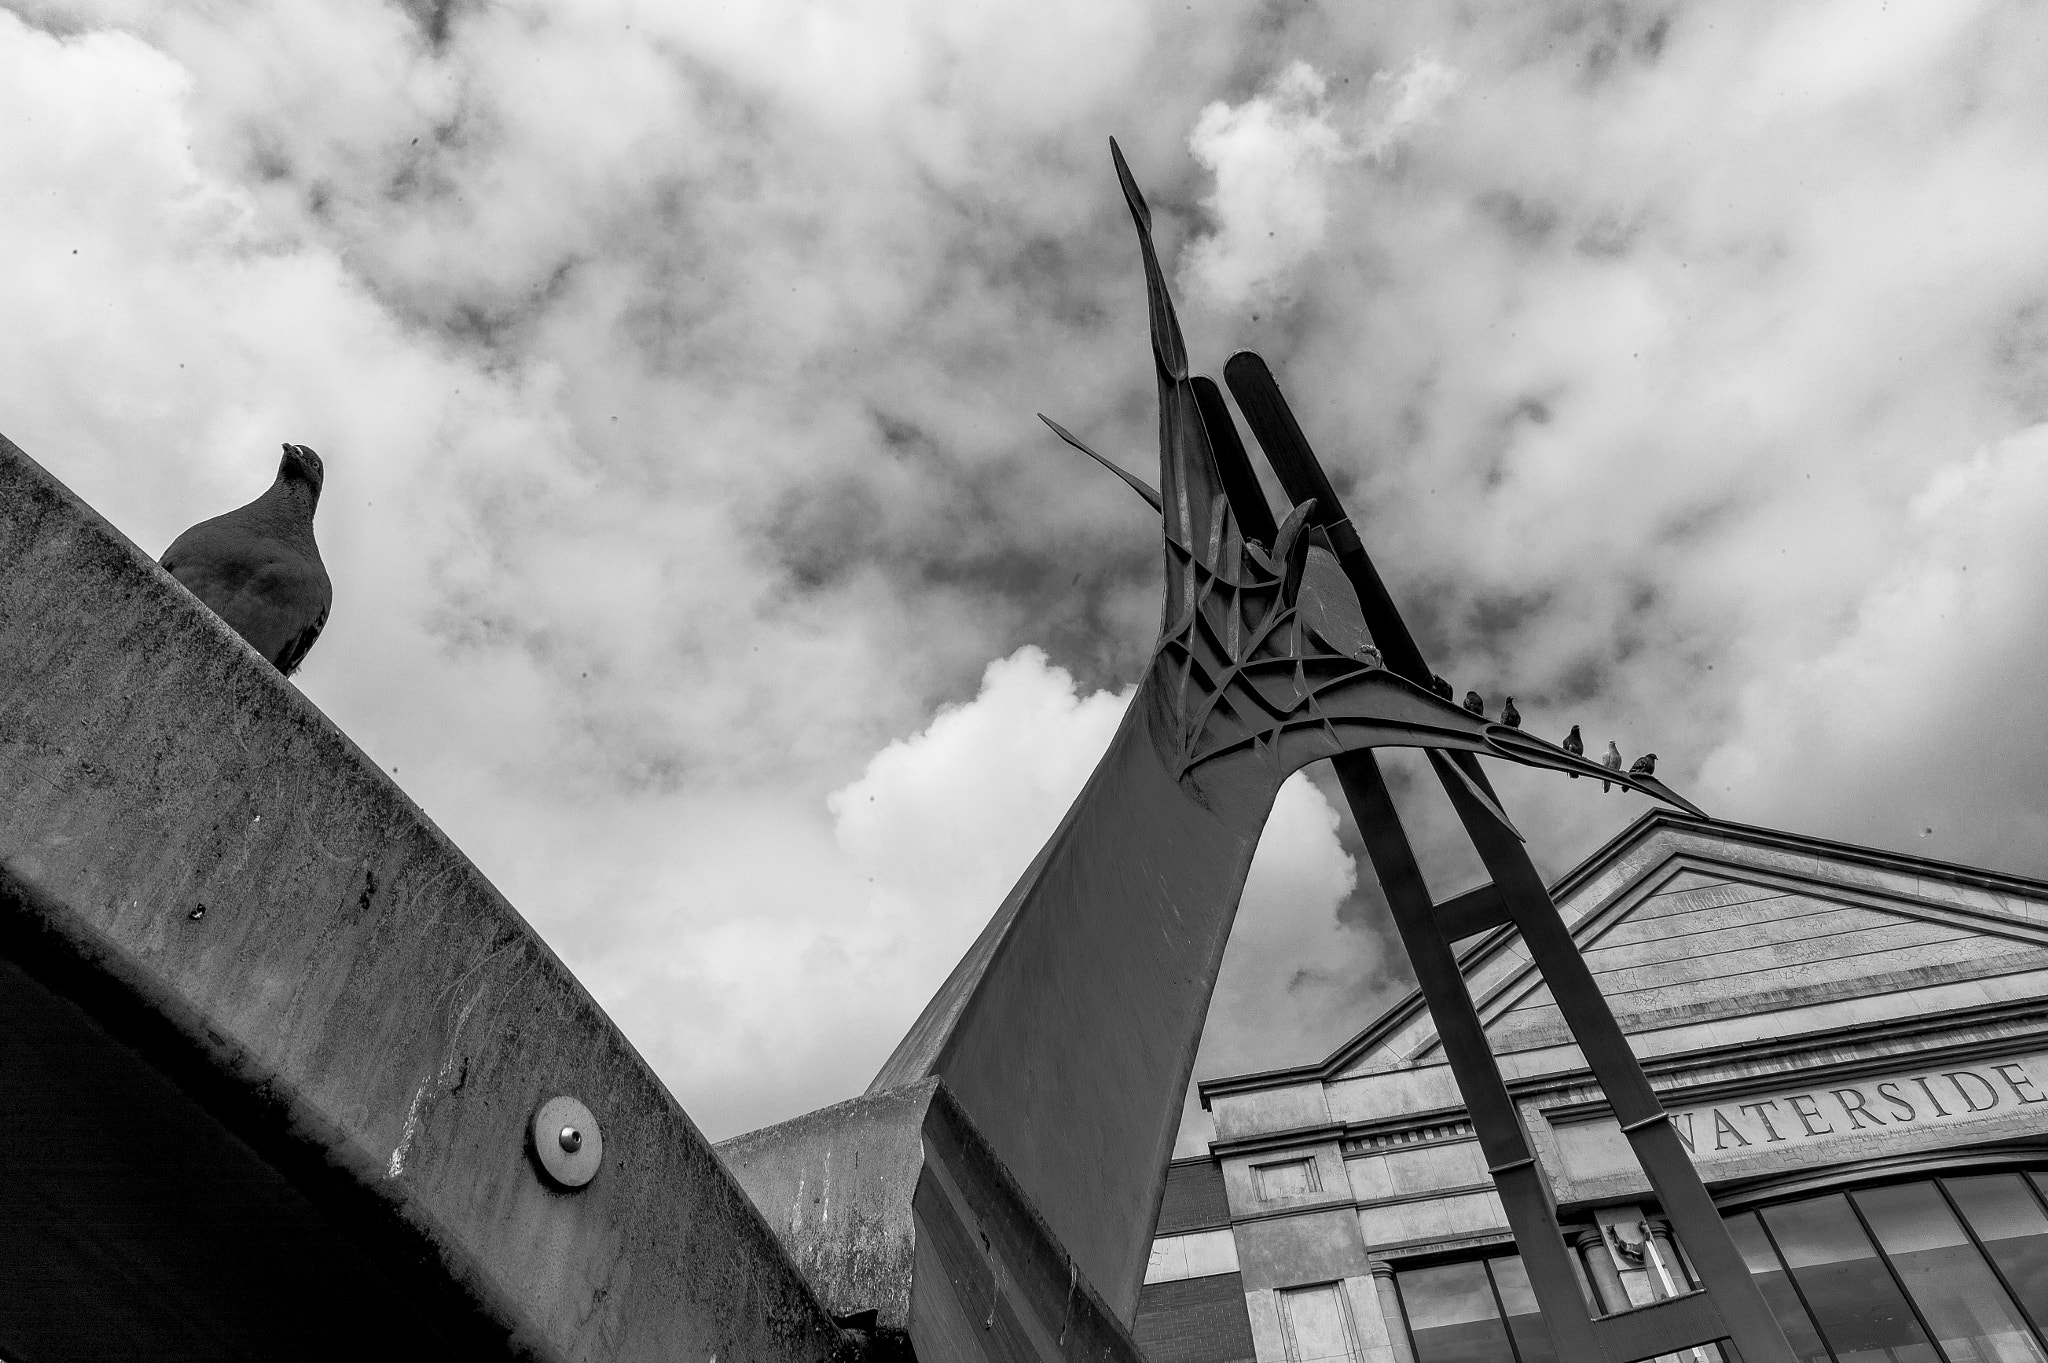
<box><xmin>721</xmin><ymin>1079</ymin><xmax>1146</xmax><ymax>1363</ymax></box>
<box><xmin>0</xmin><ymin>432</ymin><xmax>852</xmax><ymax>1361</ymax></box>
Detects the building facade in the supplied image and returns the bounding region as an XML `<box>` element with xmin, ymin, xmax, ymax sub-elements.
<box><xmin>1135</xmin><ymin>813</ymin><xmax>2048</xmax><ymax>1363</ymax></box>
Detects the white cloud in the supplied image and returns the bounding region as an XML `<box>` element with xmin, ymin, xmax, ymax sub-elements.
<box><xmin>1181</xmin><ymin>56</ymin><xmax>1458</xmax><ymax>309</ymax></box>
<box><xmin>830</xmin><ymin>646</ymin><xmax>1133</xmax><ymax>940</ymax></box>
<box><xmin>1182</xmin><ymin>62</ymin><xmax>1348</xmax><ymax>310</ymax></box>
<box><xmin>1703</xmin><ymin>423</ymin><xmax>2048</xmax><ymax>864</ymax></box>
<box><xmin>15</xmin><ymin>0</ymin><xmax>2048</xmax><ymax>1155</ymax></box>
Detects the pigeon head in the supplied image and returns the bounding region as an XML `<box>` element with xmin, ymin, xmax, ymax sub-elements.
<box><xmin>279</xmin><ymin>443</ymin><xmax>325</xmax><ymax>500</ymax></box>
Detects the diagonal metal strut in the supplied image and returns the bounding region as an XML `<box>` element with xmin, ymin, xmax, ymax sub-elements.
<box><xmin>1224</xmin><ymin>352</ymin><xmax>1796</xmax><ymax>1363</ymax></box>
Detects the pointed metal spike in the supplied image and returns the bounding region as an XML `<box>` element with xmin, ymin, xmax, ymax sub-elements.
<box><xmin>1111</xmin><ymin>139</ymin><xmax>1188</xmax><ymax>381</ymax></box>
<box><xmin>1109</xmin><ymin>137</ymin><xmax>1150</xmax><ymax>233</ymax></box>
<box><xmin>1038</xmin><ymin>414</ymin><xmax>1162</xmax><ymax>512</ymax></box>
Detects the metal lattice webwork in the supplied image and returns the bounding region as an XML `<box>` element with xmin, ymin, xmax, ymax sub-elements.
<box><xmin>1069</xmin><ymin>140</ymin><xmax>1800</xmax><ymax>1362</ymax></box>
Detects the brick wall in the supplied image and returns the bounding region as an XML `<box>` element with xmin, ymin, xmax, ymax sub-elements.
<box><xmin>1133</xmin><ymin>1271</ymin><xmax>1256</xmax><ymax>1363</ymax></box>
<box><xmin>1156</xmin><ymin>1158</ymin><xmax>1232</xmax><ymax>1235</ymax></box>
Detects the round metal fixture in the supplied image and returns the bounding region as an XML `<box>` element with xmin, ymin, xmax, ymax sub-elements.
<box><xmin>531</xmin><ymin>1096</ymin><xmax>601</xmax><ymax>1188</ymax></box>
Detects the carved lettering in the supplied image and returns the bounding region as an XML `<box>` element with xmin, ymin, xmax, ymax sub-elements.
<box><xmin>1994</xmin><ymin>1063</ymin><xmax>2047</xmax><ymax>1105</ymax></box>
<box><xmin>1832</xmin><ymin>1088</ymin><xmax>1885</xmax><ymax>1129</ymax></box>
<box><xmin>1946</xmin><ymin>1071</ymin><xmax>2000</xmax><ymax>1113</ymax></box>
<box><xmin>1737</xmin><ymin>1101</ymin><xmax>1788</xmax><ymax>1142</ymax></box>
<box><xmin>1712</xmin><ymin>1109</ymin><xmax>1751</xmax><ymax>1150</ymax></box>
<box><xmin>1664</xmin><ymin>1055</ymin><xmax>2048</xmax><ymax>1160</ymax></box>
<box><xmin>1786</xmin><ymin>1094</ymin><xmax>1833</xmax><ymax>1136</ymax></box>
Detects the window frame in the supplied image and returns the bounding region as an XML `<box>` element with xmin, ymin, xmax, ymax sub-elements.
<box><xmin>1385</xmin><ymin>1165</ymin><xmax>2048</xmax><ymax>1363</ymax></box>
<box><xmin>1730</xmin><ymin>1166</ymin><xmax>2048</xmax><ymax>1363</ymax></box>
<box><xmin>1391</xmin><ymin>1250</ymin><xmax>1555</xmax><ymax>1363</ymax></box>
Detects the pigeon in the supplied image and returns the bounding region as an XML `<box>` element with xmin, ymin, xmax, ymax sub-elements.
<box><xmin>1629</xmin><ymin>753</ymin><xmax>1658</xmax><ymax>777</ymax></box>
<box><xmin>1601</xmin><ymin>740</ymin><xmax>1622</xmax><ymax>792</ymax></box>
<box><xmin>1501</xmin><ymin>697</ymin><xmax>1522</xmax><ymax>729</ymax></box>
<box><xmin>1430</xmin><ymin>674</ymin><xmax>1454</xmax><ymax>701</ymax></box>
<box><xmin>1562</xmin><ymin>723</ymin><xmax>1583</xmax><ymax>776</ymax></box>
<box><xmin>1463</xmin><ymin>691</ymin><xmax>1486</xmax><ymax>717</ymax></box>
<box><xmin>161</xmin><ymin>443</ymin><xmax>332</xmax><ymax>677</ymax></box>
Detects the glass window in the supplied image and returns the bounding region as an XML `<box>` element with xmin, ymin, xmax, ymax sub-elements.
<box><xmin>1761</xmin><ymin>1193</ymin><xmax>1940</xmax><ymax>1363</ymax></box>
<box><xmin>1279</xmin><ymin>1283</ymin><xmax>1359</xmax><ymax>1363</ymax></box>
<box><xmin>1387</xmin><ymin>1178</ymin><xmax>2048</xmax><ymax>1363</ymax></box>
<box><xmin>1399</xmin><ymin>1260</ymin><xmax>1517</xmax><ymax>1363</ymax></box>
<box><xmin>1727</xmin><ymin>1211</ymin><xmax>1834</xmax><ymax>1363</ymax></box>
<box><xmin>1854</xmin><ymin>1182</ymin><xmax>2047</xmax><ymax>1363</ymax></box>
<box><xmin>1488</xmin><ymin>1255</ymin><xmax>1560</xmax><ymax>1363</ymax></box>
<box><xmin>1949</xmin><ymin>1175</ymin><xmax>2048</xmax><ymax>1338</ymax></box>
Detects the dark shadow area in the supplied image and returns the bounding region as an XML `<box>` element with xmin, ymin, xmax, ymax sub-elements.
<box><xmin>0</xmin><ymin>867</ymin><xmax>522</xmax><ymax>1362</ymax></box>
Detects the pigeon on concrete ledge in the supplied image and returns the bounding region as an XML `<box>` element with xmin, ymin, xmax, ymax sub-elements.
<box><xmin>161</xmin><ymin>443</ymin><xmax>332</xmax><ymax>677</ymax></box>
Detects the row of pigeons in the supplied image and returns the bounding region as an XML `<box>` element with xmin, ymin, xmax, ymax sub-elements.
<box><xmin>1426</xmin><ymin>674</ymin><xmax>1655</xmax><ymax>792</ymax></box>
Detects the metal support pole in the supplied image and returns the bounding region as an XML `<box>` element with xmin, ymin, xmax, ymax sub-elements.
<box><xmin>1335</xmin><ymin>753</ymin><xmax>1602</xmax><ymax>1360</ymax></box>
<box><xmin>1225</xmin><ymin>352</ymin><xmax>1795</xmax><ymax>1363</ymax></box>
<box><xmin>1433</xmin><ymin>759</ymin><xmax>1791</xmax><ymax>1363</ymax></box>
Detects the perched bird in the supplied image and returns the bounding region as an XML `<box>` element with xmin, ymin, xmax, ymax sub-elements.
<box><xmin>1501</xmin><ymin>697</ymin><xmax>1522</xmax><ymax>729</ymax></box>
<box><xmin>161</xmin><ymin>443</ymin><xmax>332</xmax><ymax>676</ymax></box>
<box><xmin>1630</xmin><ymin>753</ymin><xmax>1658</xmax><ymax>778</ymax></box>
<box><xmin>1430</xmin><ymin>674</ymin><xmax>1454</xmax><ymax>701</ymax></box>
<box><xmin>1601</xmin><ymin>740</ymin><xmax>1622</xmax><ymax>792</ymax></box>
<box><xmin>1562</xmin><ymin>723</ymin><xmax>1583</xmax><ymax>777</ymax></box>
<box><xmin>1463</xmin><ymin>690</ymin><xmax>1486</xmax><ymax>716</ymax></box>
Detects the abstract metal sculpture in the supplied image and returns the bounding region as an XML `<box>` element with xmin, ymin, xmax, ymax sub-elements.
<box><xmin>0</xmin><ymin>135</ymin><xmax>1805</xmax><ymax>1362</ymax></box>
<box><xmin>855</xmin><ymin>143</ymin><xmax>1719</xmax><ymax>1342</ymax></box>
<box><xmin>1224</xmin><ymin>350</ymin><xmax>1797</xmax><ymax>1363</ymax></box>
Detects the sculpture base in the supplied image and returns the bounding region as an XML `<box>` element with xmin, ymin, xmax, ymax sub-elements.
<box><xmin>719</xmin><ymin>1079</ymin><xmax>1143</xmax><ymax>1363</ymax></box>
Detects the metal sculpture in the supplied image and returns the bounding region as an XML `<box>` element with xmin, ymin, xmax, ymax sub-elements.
<box><xmin>1227</xmin><ymin>349</ymin><xmax>1797</xmax><ymax>1362</ymax></box>
<box><xmin>865</xmin><ymin>142</ymin><xmax>1704</xmax><ymax>1333</ymax></box>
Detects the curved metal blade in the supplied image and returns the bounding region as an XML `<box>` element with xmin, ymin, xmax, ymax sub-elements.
<box><xmin>1630</xmin><ymin>774</ymin><xmax>1709</xmax><ymax>821</ymax></box>
<box><xmin>1038</xmin><ymin>414</ymin><xmax>1161</xmax><ymax>512</ymax></box>
<box><xmin>1481</xmin><ymin>726</ymin><xmax>1710</xmax><ymax>817</ymax></box>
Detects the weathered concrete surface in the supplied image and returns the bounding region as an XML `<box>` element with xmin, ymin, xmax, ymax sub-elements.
<box><xmin>720</xmin><ymin>1081</ymin><xmax>938</xmax><ymax>1334</ymax></box>
<box><xmin>721</xmin><ymin>1079</ymin><xmax>1148</xmax><ymax>1363</ymax></box>
<box><xmin>0</xmin><ymin>432</ymin><xmax>852</xmax><ymax>1361</ymax></box>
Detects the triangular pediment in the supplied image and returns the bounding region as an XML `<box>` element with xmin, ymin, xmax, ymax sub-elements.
<box><xmin>1325</xmin><ymin>816</ymin><xmax>2048</xmax><ymax>1080</ymax></box>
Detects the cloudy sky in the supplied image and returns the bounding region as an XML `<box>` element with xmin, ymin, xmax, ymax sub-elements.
<box><xmin>9</xmin><ymin>0</ymin><xmax>2048</xmax><ymax>1150</ymax></box>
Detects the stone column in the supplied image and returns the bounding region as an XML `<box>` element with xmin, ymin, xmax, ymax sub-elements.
<box><xmin>1576</xmin><ymin>1227</ymin><xmax>1629</xmax><ymax>1315</ymax></box>
<box><xmin>1369</xmin><ymin>1261</ymin><xmax>1419</xmax><ymax>1363</ymax></box>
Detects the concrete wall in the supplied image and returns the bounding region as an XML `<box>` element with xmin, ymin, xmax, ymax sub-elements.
<box><xmin>0</xmin><ymin>434</ymin><xmax>851</xmax><ymax>1360</ymax></box>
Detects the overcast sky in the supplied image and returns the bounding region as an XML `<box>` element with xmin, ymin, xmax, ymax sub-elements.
<box><xmin>9</xmin><ymin>1</ymin><xmax>2048</xmax><ymax>1150</ymax></box>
